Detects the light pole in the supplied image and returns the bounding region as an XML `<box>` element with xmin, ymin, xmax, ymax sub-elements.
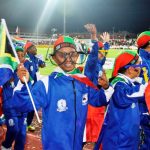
<box><xmin>36</xmin><ymin>25</ymin><xmax>39</xmax><ymax>45</ymax></box>
<box><xmin>112</xmin><ymin>26</ymin><xmax>115</xmax><ymax>45</ymax></box>
<box><xmin>63</xmin><ymin>0</ymin><xmax>66</xmax><ymax>35</ymax></box>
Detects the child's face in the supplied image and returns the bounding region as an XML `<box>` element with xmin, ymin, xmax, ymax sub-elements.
<box><xmin>53</xmin><ymin>47</ymin><xmax>79</xmax><ymax>72</ymax></box>
<box><xmin>145</xmin><ymin>45</ymin><xmax>150</xmax><ymax>52</ymax></box>
<box><xmin>17</xmin><ymin>51</ymin><xmax>25</xmax><ymax>63</ymax></box>
<box><xmin>28</xmin><ymin>45</ymin><xmax>37</xmax><ymax>55</ymax></box>
<box><xmin>129</xmin><ymin>60</ymin><xmax>141</xmax><ymax>78</ymax></box>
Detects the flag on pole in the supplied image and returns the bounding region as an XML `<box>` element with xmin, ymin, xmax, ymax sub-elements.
<box><xmin>12</xmin><ymin>36</ymin><xmax>26</xmax><ymax>48</ymax></box>
<box><xmin>12</xmin><ymin>36</ymin><xmax>26</xmax><ymax>43</ymax></box>
<box><xmin>0</xmin><ymin>21</ymin><xmax>18</xmax><ymax>86</ymax></box>
<box><xmin>15</xmin><ymin>26</ymin><xmax>19</xmax><ymax>35</ymax></box>
<box><xmin>0</xmin><ymin>19</ymin><xmax>41</xmax><ymax>123</ymax></box>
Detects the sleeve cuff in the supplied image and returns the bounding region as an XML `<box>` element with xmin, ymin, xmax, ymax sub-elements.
<box><xmin>103</xmin><ymin>86</ymin><xmax>114</xmax><ymax>102</ymax></box>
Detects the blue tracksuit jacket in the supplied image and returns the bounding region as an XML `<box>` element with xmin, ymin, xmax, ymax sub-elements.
<box><xmin>2</xmin><ymin>60</ymin><xmax>30</xmax><ymax>117</ymax></box>
<box><xmin>99</xmin><ymin>74</ymin><xmax>146</xmax><ymax>150</ymax></box>
<box><xmin>139</xmin><ymin>49</ymin><xmax>150</xmax><ymax>122</ymax></box>
<box><xmin>139</xmin><ymin>49</ymin><xmax>150</xmax><ymax>149</ymax></box>
<box><xmin>84</xmin><ymin>41</ymin><xmax>106</xmax><ymax>85</ymax></box>
<box><xmin>27</xmin><ymin>53</ymin><xmax>45</xmax><ymax>83</ymax></box>
<box><xmin>11</xmin><ymin>68</ymin><xmax>112</xmax><ymax>150</ymax></box>
<box><xmin>1</xmin><ymin>60</ymin><xmax>31</xmax><ymax>150</ymax></box>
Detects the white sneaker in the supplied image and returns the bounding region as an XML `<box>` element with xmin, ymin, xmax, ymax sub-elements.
<box><xmin>1</xmin><ymin>146</ymin><xmax>11</xmax><ymax>150</ymax></box>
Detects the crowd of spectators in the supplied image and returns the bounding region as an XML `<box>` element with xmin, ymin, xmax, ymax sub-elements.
<box><xmin>18</xmin><ymin>32</ymin><xmax>137</xmax><ymax>49</ymax></box>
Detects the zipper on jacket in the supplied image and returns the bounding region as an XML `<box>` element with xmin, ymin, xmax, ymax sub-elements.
<box><xmin>72</xmin><ymin>80</ymin><xmax>77</xmax><ymax>150</ymax></box>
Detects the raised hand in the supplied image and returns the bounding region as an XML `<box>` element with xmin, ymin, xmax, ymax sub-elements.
<box><xmin>84</xmin><ymin>24</ymin><xmax>97</xmax><ymax>40</ymax></box>
<box><xmin>100</xmin><ymin>32</ymin><xmax>110</xmax><ymax>43</ymax></box>
<box><xmin>84</xmin><ymin>24</ymin><xmax>97</xmax><ymax>34</ymax></box>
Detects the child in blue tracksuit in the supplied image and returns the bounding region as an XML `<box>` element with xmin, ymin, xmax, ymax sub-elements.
<box><xmin>24</xmin><ymin>42</ymin><xmax>45</xmax><ymax>83</ymax></box>
<box><xmin>95</xmin><ymin>51</ymin><xmax>148</xmax><ymax>150</ymax></box>
<box><xmin>1</xmin><ymin>47</ymin><xmax>31</xmax><ymax>150</ymax></box>
<box><xmin>83</xmin><ymin>25</ymin><xmax>110</xmax><ymax>149</ymax></box>
<box><xmin>12</xmin><ymin>35</ymin><xmax>114</xmax><ymax>150</ymax></box>
<box><xmin>137</xmin><ymin>31</ymin><xmax>150</xmax><ymax>149</ymax></box>
<box><xmin>24</xmin><ymin>42</ymin><xmax>45</xmax><ymax>131</ymax></box>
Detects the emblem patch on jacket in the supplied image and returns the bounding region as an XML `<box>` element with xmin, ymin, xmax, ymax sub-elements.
<box><xmin>30</xmin><ymin>66</ymin><xmax>33</xmax><ymax>71</ymax></box>
<box><xmin>131</xmin><ymin>103</ymin><xmax>136</xmax><ymax>109</ymax></box>
<box><xmin>82</xmin><ymin>93</ymin><xmax>88</xmax><ymax>105</ymax></box>
<box><xmin>8</xmin><ymin>119</ymin><xmax>15</xmax><ymax>126</ymax></box>
<box><xmin>57</xmin><ymin>99</ymin><xmax>68</xmax><ymax>112</ymax></box>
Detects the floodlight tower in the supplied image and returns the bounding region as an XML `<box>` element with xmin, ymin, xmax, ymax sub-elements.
<box><xmin>63</xmin><ymin>0</ymin><xmax>66</xmax><ymax>35</ymax></box>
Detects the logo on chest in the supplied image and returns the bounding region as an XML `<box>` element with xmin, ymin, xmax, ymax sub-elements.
<box><xmin>131</xmin><ymin>103</ymin><xmax>136</xmax><ymax>109</ymax></box>
<box><xmin>57</xmin><ymin>99</ymin><xmax>68</xmax><ymax>112</ymax></box>
<box><xmin>8</xmin><ymin>119</ymin><xmax>15</xmax><ymax>126</ymax></box>
<box><xmin>82</xmin><ymin>93</ymin><xmax>88</xmax><ymax>105</ymax></box>
<box><xmin>30</xmin><ymin>66</ymin><xmax>33</xmax><ymax>71</ymax></box>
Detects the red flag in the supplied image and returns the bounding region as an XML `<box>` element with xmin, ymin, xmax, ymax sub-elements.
<box><xmin>70</xmin><ymin>74</ymin><xmax>98</xmax><ymax>90</ymax></box>
<box><xmin>145</xmin><ymin>82</ymin><xmax>150</xmax><ymax>113</ymax></box>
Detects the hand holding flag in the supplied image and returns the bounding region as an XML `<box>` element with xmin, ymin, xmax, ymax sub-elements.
<box><xmin>0</xmin><ymin>19</ymin><xmax>41</xmax><ymax>123</ymax></box>
<box><xmin>17</xmin><ymin>64</ymin><xmax>29</xmax><ymax>83</ymax></box>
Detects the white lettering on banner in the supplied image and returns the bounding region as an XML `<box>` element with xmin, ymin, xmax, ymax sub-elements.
<box><xmin>103</xmin><ymin>58</ymin><xmax>115</xmax><ymax>70</ymax></box>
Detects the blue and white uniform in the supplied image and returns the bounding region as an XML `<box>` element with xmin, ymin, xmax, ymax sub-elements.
<box><xmin>95</xmin><ymin>74</ymin><xmax>147</xmax><ymax>150</ymax></box>
<box><xmin>26</xmin><ymin>53</ymin><xmax>45</xmax><ymax>127</ymax></box>
<box><xmin>12</xmin><ymin>67</ymin><xmax>113</xmax><ymax>150</ymax></box>
<box><xmin>27</xmin><ymin>53</ymin><xmax>45</xmax><ymax>83</ymax></box>
<box><xmin>2</xmin><ymin>67</ymin><xmax>28</xmax><ymax>150</ymax></box>
<box><xmin>139</xmin><ymin>49</ymin><xmax>150</xmax><ymax>149</ymax></box>
<box><xmin>85</xmin><ymin>41</ymin><xmax>106</xmax><ymax>85</ymax></box>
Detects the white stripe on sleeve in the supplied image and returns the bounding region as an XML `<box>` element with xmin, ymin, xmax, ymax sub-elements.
<box><xmin>104</xmin><ymin>86</ymin><xmax>114</xmax><ymax>102</ymax></box>
<box><xmin>127</xmin><ymin>83</ymin><xmax>148</xmax><ymax>98</ymax></box>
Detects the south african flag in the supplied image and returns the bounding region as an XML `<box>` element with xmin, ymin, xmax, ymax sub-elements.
<box><xmin>0</xmin><ymin>20</ymin><xmax>18</xmax><ymax>86</ymax></box>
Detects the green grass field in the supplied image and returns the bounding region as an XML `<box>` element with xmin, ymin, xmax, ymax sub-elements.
<box><xmin>37</xmin><ymin>47</ymin><xmax>55</xmax><ymax>75</ymax></box>
<box><xmin>37</xmin><ymin>48</ymin><xmax>137</xmax><ymax>79</ymax></box>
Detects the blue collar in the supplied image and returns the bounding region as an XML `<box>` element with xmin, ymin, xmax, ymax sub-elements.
<box><xmin>27</xmin><ymin>53</ymin><xmax>36</xmax><ymax>59</ymax></box>
<box><xmin>139</xmin><ymin>48</ymin><xmax>150</xmax><ymax>59</ymax></box>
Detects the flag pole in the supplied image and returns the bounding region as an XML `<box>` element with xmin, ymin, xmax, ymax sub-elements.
<box><xmin>16</xmin><ymin>26</ymin><xmax>19</xmax><ymax>36</ymax></box>
<box><xmin>1</xmin><ymin>19</ymin><xmax>41</xmax><ymax>123</ymax></box>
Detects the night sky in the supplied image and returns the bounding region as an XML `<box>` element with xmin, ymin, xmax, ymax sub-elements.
<box><xmin>0</xmin><ymin>0</ymin><xmax>150</xmax><ymax>34</ymax></box>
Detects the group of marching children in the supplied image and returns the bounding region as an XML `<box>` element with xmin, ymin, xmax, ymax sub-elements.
<box><xmin>0</xmin><ymin>23</ymin><xmax>150</xmax><ymax>150</ymax></box>
<box><xmin>83</xmin><ymin>26</ymin><xmax>110</xmax><ymax>150</ymax></box>
<box><xmin>81</xmin><ymin>26</ymin><xmax>150</xmax><ymax>150</ymax></box>
<box><xmin>10</xmin><ymin>24</ymin><xmax>114</xmax><ymax>150</ymax></box>
<box><xmin>13</xmin><ymin>24</ymin><xmax>150</xmax><ymax>150</ymax></box>
<box><xmin>137</xmin><ymin>31</ymin><xmax>150</xmax><ymax>150</ymax></box>
<box><xmin>24</xmin><ymin>42</ymin><xmax>45</xmax><ymax>132</ymax></box>
<box><xmin>1</xmin><ymin>43</ymin><xmax>45</xmax><ymax>150</ymax></box>
<box><xmin>83</xmin><ymin>30</ymin><xmax>150</xmax><ymax>150</ymax></box>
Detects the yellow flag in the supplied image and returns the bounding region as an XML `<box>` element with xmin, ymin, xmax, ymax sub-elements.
<box><xmin>142</xmin><ymin>67</ymin><xmax>149</xmax><ymax>83</ymax></box>
<box><xmin>0</xmin><ymin>22</ymin><xmax>6</xmax><ymax>54</ymax></box>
